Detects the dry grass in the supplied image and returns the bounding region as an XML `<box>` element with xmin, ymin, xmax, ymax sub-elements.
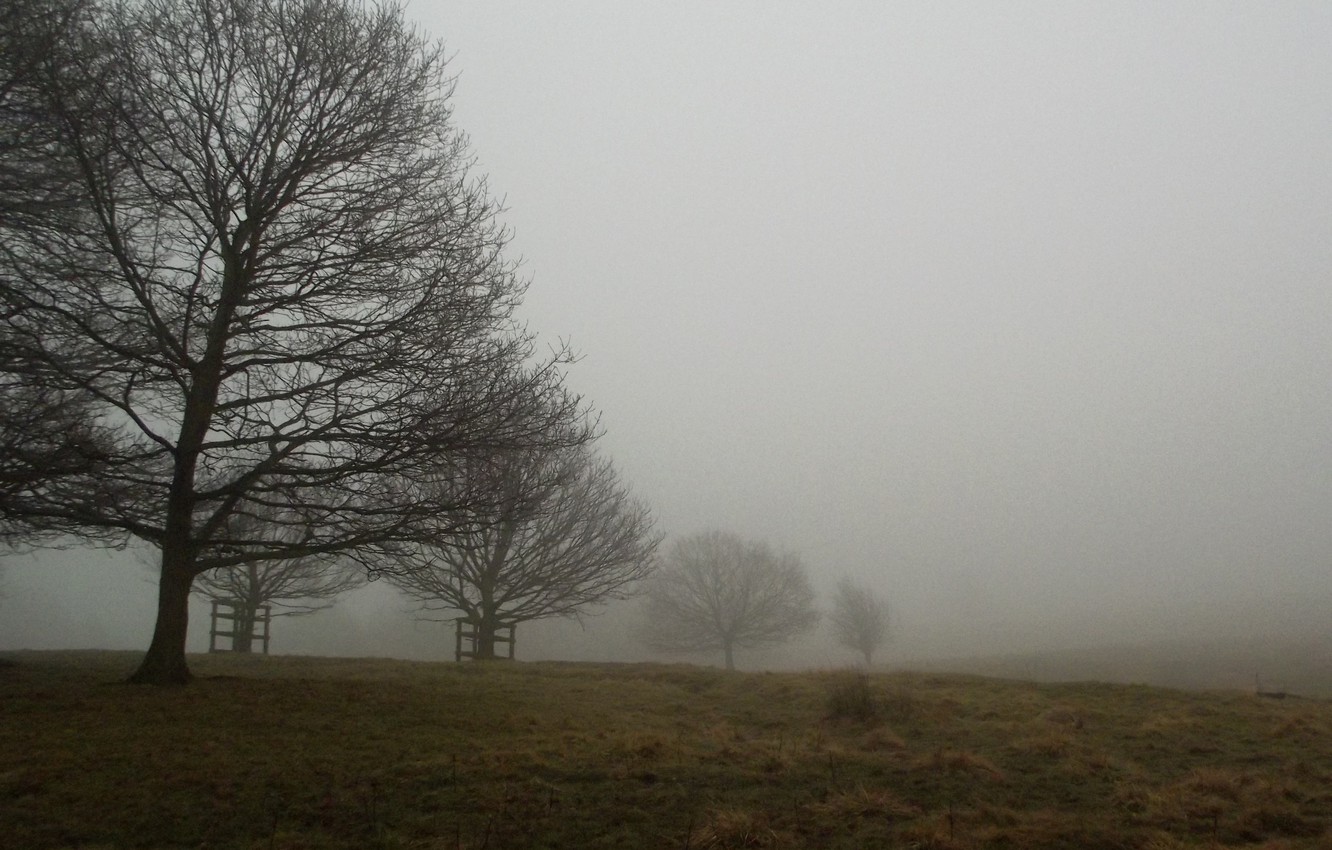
<box><xmin>1</xmin><ymin>651</ymin><xmax>1331</xmax><ymax>848</ymax></box>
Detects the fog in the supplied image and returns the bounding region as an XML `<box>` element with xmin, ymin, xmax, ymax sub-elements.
<box><xmin>3</xmin><ymin>3</ymin><xmax>1330</xmax><ymax>673</ymax></box>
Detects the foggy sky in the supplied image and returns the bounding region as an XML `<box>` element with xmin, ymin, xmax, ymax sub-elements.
<box><xmin>3</xmin><ymin>3</ymin><xmax>1330</xmax><ymax>665</ymax></box>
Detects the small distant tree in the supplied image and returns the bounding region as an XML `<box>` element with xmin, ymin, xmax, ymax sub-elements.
<box><xmin>388</xmin><ymin>446</ymin><xmax>661</xmax><ymax>659</ymax></box>
<box><xmin>641</xmin><ymin>530</ymin><xmax>819</xmax><ymax>671</ymax></box>
<box><xmin>829</xmin><ymin>576</ymin><xmax>890</xmax><ymax>666</ymax></box>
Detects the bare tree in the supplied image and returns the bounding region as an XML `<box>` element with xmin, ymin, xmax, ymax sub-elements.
<box><xmin>829</xmin><ymin>576</ymin><xmax>890</xmax><ymax>666</ymax></box>
<box><xmin>389</xmin><ymin>446</ymin><xmax>661</xmax><ymax>658</ymax></box>
<box><xmin>641</xmin><ymin>530</ymin><xmax>819</xmax><ymax>671</ymax></box>
<box><xmin>0</xmin><ymin>0</ymin><xmax>590</xmax><ymax>683</ymax></box>
<box><xmin>195</xmin><ymin>561</ymin><xmax>365</xmax><ymax>653</ymax></box>
<box><xmin>193</xmin><ymin>502</ymin><xmax>367</xmax><ymax>653</ymax></box>
<box><xmin>0</xmin><ymin>0</ymin><xmax>127</xmax><ymax>543</ymax></box>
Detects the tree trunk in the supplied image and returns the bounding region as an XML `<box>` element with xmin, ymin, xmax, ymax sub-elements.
<box><xmin>723</xmin><ymin>641</ymin><xmax>735</xmax><ymax>671</ymax></box>
<box><xmin>234</xmin><ymin>603</ymin><xmax>256</xmax><ymax>654</ymax></box>
<box><xmin>474</xmin><ymin>615</ymin><xmax>497</xmax><ymax>660</ymax></box>
<box><xmin>129</xmin><ymin>225</ymin><xmax>241</xmax><ymax>684</ymax></box>
<box><xmin>129</xmin><ymin>553</ymin><xmax>195</xmax><ymax>685</ymax></box>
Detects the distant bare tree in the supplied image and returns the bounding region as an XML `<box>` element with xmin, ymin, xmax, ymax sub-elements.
<box><xmin>195</xmin><ymin>560</ymin><xmax>365</xmax><ymax>653</ymax></box>
<box><xmin>193</xmin><ymin>503</ymin><xmax>367</xmax><ymax>653</ymax></box>
<box><xmin>1</xmin><ymin>0</ymin><xmax>591</xmax><ymax>683</ymax></box>
<box><xmin>829</xmin><ymin>576</ymin><xmax>890</xmax><ymax>666</ymax></box>
<box><xmin>641</xmin><ymin>531</ymin><xmax>819</xmax><ymax>671</ymax></box>
<box><xmin>389</xmin><ymin>446</ymin><xmax>661</xmax><ymax>658</ymax></box>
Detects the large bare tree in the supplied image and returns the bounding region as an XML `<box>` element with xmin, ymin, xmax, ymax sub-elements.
<box><xmin>641</xmin><ymin>530</ymin><xmax>819</xmax><ymax>671</ymax></box>
<box><xmin>828</xmin><ymin>576</ymin><xmax>890</xmax><ymax>666</ymax></box>
<box><xmin>388</xmin><ymin>446</ymin><xmax>661</xmax><ymax>659</ymax></box>
<box><xmin>0</xmin><ymin>0</ymin><xmax>590</xmax><ymax>683</ymax></box>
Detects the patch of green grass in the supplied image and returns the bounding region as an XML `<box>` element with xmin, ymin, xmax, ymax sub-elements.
<box><xmin>2</xmin><ymin>651</ymin><xmax>1331</xmax><ymax>848</ymax></box>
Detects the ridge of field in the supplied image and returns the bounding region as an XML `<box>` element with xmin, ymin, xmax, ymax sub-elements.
<box><xmin>2</xmin><ymin>651</ymin><xmax>1330</xmax><ymax>849</ymax></box>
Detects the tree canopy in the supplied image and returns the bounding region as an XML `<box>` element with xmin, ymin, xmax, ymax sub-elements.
<box><xmin>0</xmin><ymin>0</ymin><xmax>591</xmax><ymax>683</ymax></box>
<box><xmin>641</xmin><ymin>530</ymin><xmax>819</xmax><ymax>671</ymax></box>
<box><xmin>829</xmin><ymin>576</ymin><xmax>890</xmax><ymax>666</ymax></box>
<box><xmin>388</xmin><ymin>445</ymin><xmax>661</xmax><ymax>658</ymax></box>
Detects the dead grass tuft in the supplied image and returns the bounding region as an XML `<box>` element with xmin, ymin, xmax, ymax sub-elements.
<box><xmin>608</xmin><ymin>731</ymin><xmax>669</xmax><ymax>762</ymax></box>
<box><xmin>1235</xmin><ymin>802</ymin><xmax>1323</xmax><ymax>839</ymax></box>
<box><xmin>894</xmin><ymin>821</ymin><xmax>975</xmax><ymax>850</ymax></box>
<box><xmin>1271</xmin><ymin>711</ymin><xmax>1326</xmax><ymax>740</ymax></box>
<box><xmin>1184</xmin><ymin>766</ymin><xmax>1244</xmax><ymax>802</ymax></box>
<box><xmin>824</xmin><ymin>670</ymin><xmax>879</xmax><ymax>723</ymax></box>
<box><xmin>692</xmin><ymin>807</ymin><xmax>792</xmax><ymax>849</ymax></box>
<box><xmin>860</xmin><ymin>726</ymin><xmax>906</xmax><ymax>752</ymax></box>
<box><xmin>1072</xmin><ymin>746</ymin><xmax>1119</xmax><ymax>775</ymax></box>
<box><xmin>915</xmin><ymin>748</ymin><xmax>1006</xmax><ymax>783</ymax></box>
<box><xmin>1139</xmin><ymin>832</ymin><xmax>1191</xmax><ymax>850</ymax></box>
<box><xmin>879</xmin><ymin>684</ymin><xmax>921</xmax><ymax>723</ymax></box>
<box><xmin>1040</xmin><ymin>704</ymin><xmax>1085</xmax><ymax>728</ymax></box>
<box><xmin>1009</xmin><ymin>730</ymin><xmax>1073</xmax><ymax>758</ymax></box>
<box><xmin>808</xmin><ymin>785</ymin><xmax>921</xmax><ymax>820</ymax></box>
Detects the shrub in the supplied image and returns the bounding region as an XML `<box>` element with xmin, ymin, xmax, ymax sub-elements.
<box><xmin>826</xmin><ymin>671</ymin><xmax>879</xmax><ymax>723</ymax></box>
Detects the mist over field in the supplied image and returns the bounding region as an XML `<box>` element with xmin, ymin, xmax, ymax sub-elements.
<box><xmin>3</xmin><ymin>3</ymin><xmax>1330</xmax><ymax>682</ymax></box>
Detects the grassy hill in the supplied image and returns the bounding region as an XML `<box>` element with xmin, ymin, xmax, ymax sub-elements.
<box><xmin>2</xmin><ymin>651</ymin><xmax>1330</xmax><ymax>849</ymax></box>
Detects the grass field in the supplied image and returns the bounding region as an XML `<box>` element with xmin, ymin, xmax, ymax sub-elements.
<box><xmin>2</xmin><ymin>651</ymin><xmax>1331</xmax><ymax>849</ymax></box>
<box><xmin>914</xmin><ymin>635</ymin><xmax>1332</xmax><ymax>700</ymax></box>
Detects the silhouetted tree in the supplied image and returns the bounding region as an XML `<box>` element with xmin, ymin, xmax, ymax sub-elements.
<box><xmin>389</xmin><ymin>446</ymin><xmax>660</xmax><ymax>658</ymax></box>
<box><xmin>0</xmin><ymin>385</ymin><xmax>123</xmax><ymax>542</ymax></box>
<box><xmin>829</xmin><ymin>576</ymin><xmax>889</xmax><ymax>666</ymax></box>
<box><xmin>0</xmin><ymin>0</ymin><xmax>590</xmax><ymax>683</ymax></box>
<box><xmin>641</xmin><ymin>530</ymin><xmax>819</xmax><ymax>671</ymax></box>
<box><xmin>193</xmin><ymin>503</ymin><xmax>367</xmax><ymax>653</ymax></box>
<box><xmin>0</xmin><ymin>0</ymin><xmax>127</xmax><ymax>543</ymax></box>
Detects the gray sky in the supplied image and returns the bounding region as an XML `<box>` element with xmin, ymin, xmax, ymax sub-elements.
<box><xmin>415</xmin><ymin>3</ymin><xmax>1332</xmax><ymax>653</ymax></box>
<box><xmin>3</xmin><ymin>2</ymin><xmax>1330</xmax><ymax>663</ymax></box>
